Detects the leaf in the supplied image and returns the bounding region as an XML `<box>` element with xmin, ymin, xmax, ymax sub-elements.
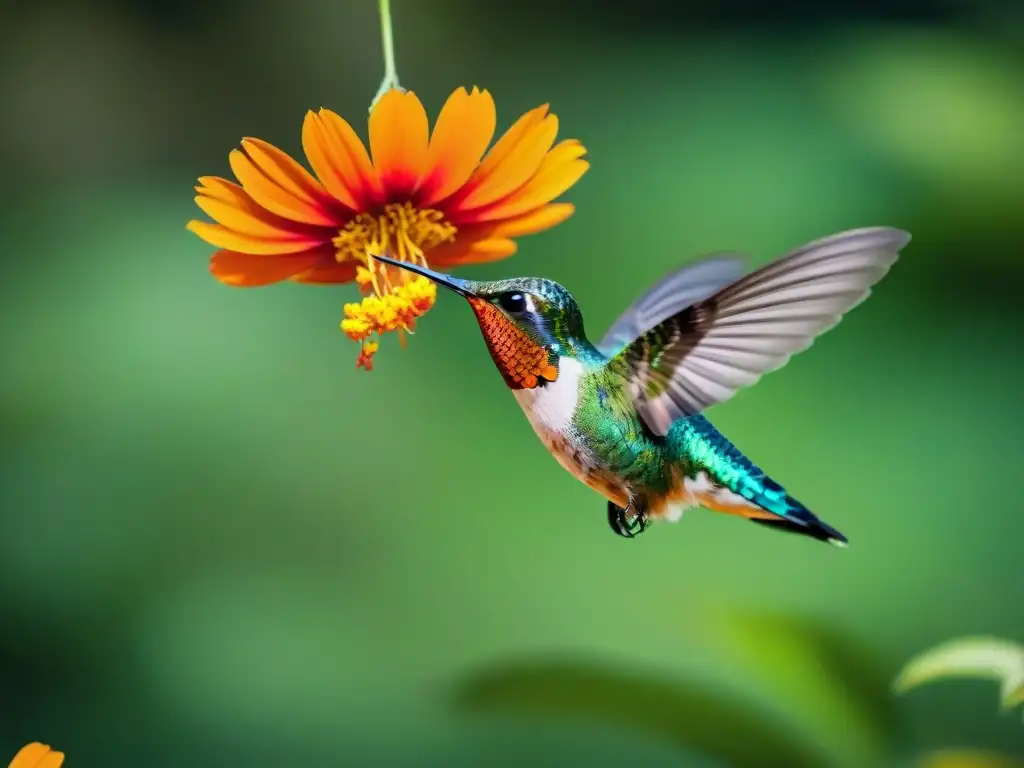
<box><xmin>917</xmin><ymin>749</ymin><xmax>1024</xmax><ymax>768</ymax></box>
<box><xmin>819</xmin><ymin>30</ymin><xmax>1024</xmax><ymax>198</ymax></box>
<box><xmin>707</xmin><ymin>612</ymin><xmax>900</xmax><ymax>766</ymax></box>
<box><xmin>894</xmin><ymin>636</ymin><xmax>1024</xmax><ymax>717</ymax></box>
<box><xmin>453</xmin><ymin>657</ymin><xmax>826</xmax><ymax>768</ymax></box>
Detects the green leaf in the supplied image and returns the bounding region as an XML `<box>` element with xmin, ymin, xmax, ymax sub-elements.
<box><xmin>894</xmin><ymin>636</ymin><xmax>1024</xmax><ymax>717</ymax></box>
<box><xmin>708</xmin><ymin>612</ymin><xmax>899</xmax><ymax>766</ymax></box>
<box><xmin>916</xmin><ymin>749</ymin><xmax>1024</xmax><ymax>768</ymax></box>
<box><xmin>1006</xmin><ymin>680</ymin><xmax>1024</xmax><ymax>709</ymax></box>
<box><xmin>453</xmin><ymin>658</ymin><xmax>825</xmax><ymax>768</ymax></box>
<box><xmin>819</xmin><ymin>31</ymin><xmax>1024</xmax><ymax>197</ymax></box>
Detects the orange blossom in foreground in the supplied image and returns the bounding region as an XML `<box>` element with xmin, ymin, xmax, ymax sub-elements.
<box><xmin>187</xmin><ymin>86</ymin><xmax>589</xmax><ymax>369</ymax></box>
<box><xmin>9</xmin><ymin>743</ymin><xmax>64</xmax><ymax>768</ymax></box>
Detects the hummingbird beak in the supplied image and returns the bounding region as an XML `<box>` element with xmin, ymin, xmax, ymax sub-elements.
<box><xmin>370</xmin><ymin>254</ymin><xmax>478</xmax><ymax>298</ymax></box>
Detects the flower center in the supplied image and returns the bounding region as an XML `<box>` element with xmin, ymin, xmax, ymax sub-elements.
<box><xmin>334</xmin><ymin>202</ymin><xmax>457</xmax><ymax>370</ymax></box>
<box><xmin>333</xmin><ymin>201</ymin><xmax>456</xmax><ymax>270</ymax></box>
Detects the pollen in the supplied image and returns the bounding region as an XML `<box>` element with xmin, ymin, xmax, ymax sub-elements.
<box><xmin>334</xmin><ymin>202</ymin><xmax>451</xmax><ymax>363</ymax></box>
<box><xmin>334</xmin><ymin>202</ymin><xmax>456</xmax><ymax>270</ymax></box>
<box><xmin>340</xmin><ymin>277</ymin><xmax>438</xmax><ymax>352</ymax></box>
<box><xmin>355</xmin><ymin>340</ymin><xmax>380</xmax><ymax>371</ymax></box>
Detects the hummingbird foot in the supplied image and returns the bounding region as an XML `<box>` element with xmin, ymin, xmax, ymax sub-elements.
<box><xmin>607</xmin><ymin>499</ymin><xmax>648</xmax><ymax>538</ymax></box>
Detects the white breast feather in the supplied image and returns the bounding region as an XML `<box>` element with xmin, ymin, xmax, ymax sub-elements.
<box><xmin>512</xmin><ymin>356</ymin><xmax>585</xmax><ymax>434</ymax></box>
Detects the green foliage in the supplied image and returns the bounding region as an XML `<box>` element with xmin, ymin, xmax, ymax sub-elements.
<box><xmin>454</xmin><ymin>657</ymin><xmax>825</xmax><ymax>768</ymax></box>
<box><xmin>453</xmin><ymin>610</ymin><xmax>900</xmax><ymax>767</ymax></box>
<box><xmin>819</xmin><ymin>30</ymin><xmax>1024</xmax><ymax>200</ymax></box>
<box><xmin>894</xmin><ymin>637</ymin><xmax>1024</xmax><ymax>721</ymax></box>
<box><xmin>916</xmin><ymin>749</ymin><xmax>1024</xmax><ymax>768</ymax></box>
<box><xmin>709</xmin><ymin>612</ymin><xmax>899</xmax><ymax>766</ymax></box>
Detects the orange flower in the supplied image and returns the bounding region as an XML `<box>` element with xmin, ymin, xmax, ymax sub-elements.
<box><xmin>9</xmin><ymin>743</ymin><xmax>64</xmax><ymax>768</ymax></box>
<box><xmin>188</xmin><ymin>86</ymin><xmax>588</xmax><ymax>368</ymax></box>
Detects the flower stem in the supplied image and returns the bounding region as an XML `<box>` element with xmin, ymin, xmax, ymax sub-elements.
<box><xmin>370</xmin><ymin>0</ymin><xmax>402</xmax><ymax>111</ymax></box>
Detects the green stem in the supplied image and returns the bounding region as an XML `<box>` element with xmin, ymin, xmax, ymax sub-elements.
<box><xmin>370</xmin><ymin>0</ymin><xmax>402</xmax><ymax>111</ymax></box>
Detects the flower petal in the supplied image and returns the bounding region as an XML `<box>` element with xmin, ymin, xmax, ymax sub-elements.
<box><xmin>195</xmin><ymin>176</ymin><xmax>321</xmax><ymax>233</ymax></box>
<box><xmin>448</xmin><ymin>108</ymin><xmax>558</xmax><ymax>213</ymax></box>
<box><xmin>423</xmin><ymin>203</ymin><xmax>576</xmax><ymax>268</ymax></box>
<box><xmin>187</xmin><ymin>220</ymin><xmax>322</xmax><ymax>255</ymax></box>
<box><xmin>301</xmin><ymin>111</ymin><xmax>360</xmax><ymax>210</ymax></box>
<box><xmin>195</xmin><ymin>175</ymin><xmax>248</xmax><ymax>205</ymax></box>
<box><xmin>195</xmin><ymin>187</ymin><xmax>319</xmax><ymax>240</ymax></box>
<box><xmin>475</xmin><ymin>104</ymin><xmax>549</xmax><ymax>179</ymax></box>
<box><xmin>229</xmin><ymin>140</ymin><xmax>340</xmax><ymax>227</ymax></box>
<box><xmin>292</xmin><ymin>260</ymin><xmax>359</xmax><ymax>284</ymax></box>
<box><xmin>210</xmin><ymin>249</ymin><xmax>325</xmax><ymax>286</ymax></box>
<box><xmin>9</xmin><ymin>743</ymin><xmax>64</xmax><ymax>768</ymax></box>
<box><xmin>318</xmin><ymin>108</ymin><xmax>386</xmax><ymax>207</ymax></box>
<box><xmin>465</xmin><ymin>140</ymin><xmax>589</xmax><ymax>223</ymax></box>
<box><xmin>489</xmin><ymin>202</ymin><xmax>576</xmax><ymax>237</ymax></box>
<box><xmin>369</xmin><ymin>88</ymin><xmax>429</xmax><ymax>199</ymax></box>
<box><xmin>302</xmin><ymin>110</ymin><xmax>386</xmax><ymax>211</ymax></box>
<box><xmin>428</xmin><ymin>236</ymin><xmax>518</xmax><ymax>267</ymax></box>
<box><xmin>417</xmin><ymin>87</ymin><xmax>497</xmax><ymax>206</ymax></box>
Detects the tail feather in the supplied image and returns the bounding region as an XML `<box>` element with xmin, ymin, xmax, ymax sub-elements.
<box><xmin>751</xmin><ymin>498</ymin><xmax>848</xmax><ymax>547</ymax></box>
<box><xmin>670</xmin><ymin>415</ymin><xmax>848</xmax><ymax>547</ymax></box>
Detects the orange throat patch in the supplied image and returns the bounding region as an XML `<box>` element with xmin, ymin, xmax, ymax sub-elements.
<box><xmin>466</xmin><ymin>297</ymin><xmax>558</xmax><ymax>390</ymax></box>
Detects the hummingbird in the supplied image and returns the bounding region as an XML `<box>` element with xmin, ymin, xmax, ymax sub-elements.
<box><xmin>374</xmin><ymin>227</ymin><xmax>910</xmax><ymax>545</ymax></box>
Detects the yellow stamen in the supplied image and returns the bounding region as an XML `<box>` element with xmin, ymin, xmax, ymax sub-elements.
<box><xmin>339</xmin><ymin>278</ymin><xmax>437</xmax><ymax>342</ymax></box>
<box><xmin>355</xmin><ymin>265</ymin><xmax>375</xmax><ymax>293</ymax></box>
<box><xmin>333</xmin><ymin>201</ymin><xmax>456</xmax><ymax>273</ymax></box>
<box><xmin>356</xmin><ymin>340</ymin><xmax>380</xmax><ymax>371</ymax></box>
<box><xmin>334</xmin><ymin>202</ymin><xmax>452</xmax><ymax>366</ymax></box>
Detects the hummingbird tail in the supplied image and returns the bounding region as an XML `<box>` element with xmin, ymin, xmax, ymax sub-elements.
<box><xmin>671</xmin><ymin>415</ymin><xmax>848</xmax><ymax>546</ymax></box>
<box><xmin>749</xmin><ymin>497</ymin><xmax>849</xmax><ymax>547</ymax></box>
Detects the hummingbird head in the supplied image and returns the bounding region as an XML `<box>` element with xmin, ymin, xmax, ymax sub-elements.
<box><xmin>372</xmin><ymin>255</ymin><xmax>586</xmax><ymax>390</ymax></box>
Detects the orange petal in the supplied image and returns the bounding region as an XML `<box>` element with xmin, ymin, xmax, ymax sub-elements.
<box><xmin>195</xmin><ymin>176</ymin><xmax>248</xmax><ymax>205</ymax></box>
<box><xmin>421</xmin><ymin>204</ymin><xmax>576</xmax><ymax>267</ymax></box>
<box><xmin>303</xmin><ymin>110</ymin><xmax>387</xmax><ymax>210</ymax></box>
<box><xmin>187</xmin><ymin>219</ymin><xmax>323</xmax><ymax>255</ymax></box>
<box><xmin>467</xmin><ymin>140</ymin><xmax>589</xmax><ymax>223</ymax></box>
<box><xmin>229</xmin><ymin>141</ymin><xmax>339</xmax><ymax>227</ymax></box>
<box><xmin>489</xmin><ymin>202</ymin><xmax>576</xmax><ymax>237</ymax></box>
<box><xmin>210</xmin><ymin>249</ymin><xmax>325</xmax><ymax>286</ymax></box>
<box><xmin>301</xmin><ymin>111</ymin><xmax>359</xmax><ymax>210</ymax></box>
<box><xmin>194</xmin><ymin>177</ymin><xmax>326</xmax><ymax>236</ymax></box>
<box><xmin>292</xmin><ymin>260</ymin><xmax>359</xmax><ymax>284</ymax></box>
<box><xmin>243</xmin><ymin>138</ymin><xmax>342</xmax><ymax>217</ymax></box>
<box><xmin>474</xmin><ymin>104</ymin><xmax>549</xmax><ymax>180</ymax></box>
<box><xmin>369</xmin><ymin>89</ymin><xmax>429</xmax><ymax>199</ymax></box>
<box><xmin>9</xmin><ymin>743</ymin><xmax>64</xmax><ymax>768</ymax></box>
<box><xmin>417</xmin><ymin>87</ymin><xmax>497</xmax><ymax>206</ymax></box>
<box><xmin>429</xmin><ymin>236</ymin><xmax>518</xmax><ymax>267</ymax></box>
<box><xmin>195</xmin><ymin>192</ymin><xmax>314</xmax><ymax>240</ymax></box>
<box><xmin>449</xmin><ymin>113</ymin><xmax>560</xmax><ymax>213</ymax></box>
<box><xmin>318</xmin><ymin>108</ymin><xmax>386</xmax><ymax>207</ymax></box>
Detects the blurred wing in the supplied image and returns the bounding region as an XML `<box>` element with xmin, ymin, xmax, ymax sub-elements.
<box><xmin>615</xmin><ymin>227</ymin><xmax>911</xmax><ymax>435</ymax></box>
<box><xmin>597</xmin><ymin>255</ymin><xmax>748</xmax><ymax>357</ymax></box>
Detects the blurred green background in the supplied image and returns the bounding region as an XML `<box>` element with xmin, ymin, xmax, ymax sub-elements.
<box><xmin>1</xmin><ymin>0</ymin><xmax>1023</xmax><ymax>765</ymax></box>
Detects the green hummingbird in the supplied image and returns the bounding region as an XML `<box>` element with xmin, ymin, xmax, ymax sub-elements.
<box><xmin>375</xmin><ymin>226</ymin><xmax>910</xmax><ymax>545</ymax></box>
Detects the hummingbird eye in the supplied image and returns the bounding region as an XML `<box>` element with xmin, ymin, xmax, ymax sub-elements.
<box><xmin>497</xmin><ymin>291</ymin><xmax>528</xmax><ymax>314</ymax></box>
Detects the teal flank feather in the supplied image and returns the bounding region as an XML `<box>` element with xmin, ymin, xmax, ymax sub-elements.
<box><xmin>668</xmin><ymin>415</ymin><xmax>849</xmax><ymax>545</ymax></box>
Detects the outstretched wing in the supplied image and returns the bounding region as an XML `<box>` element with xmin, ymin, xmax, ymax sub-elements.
<box><xmin>597</xmin><ymin>255</ymin><xmax>747</xmax><ymax>357</ymax></box>
<box><xmin>614</xmin><ymin>227</ymin><xmax>911</xmax><ymax>435</ymax></box>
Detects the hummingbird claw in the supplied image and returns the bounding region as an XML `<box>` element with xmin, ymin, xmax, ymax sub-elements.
<box><xmin>607</xmin><ymin>500</ymin><xmax>648</xmax><ymax>539</ymax></box>
<box><xmin>607</xmin><ymin>501</ymin><xmax>632</xmax><ymax>538</ymax></box>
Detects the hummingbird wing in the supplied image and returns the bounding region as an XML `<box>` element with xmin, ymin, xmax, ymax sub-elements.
<box><xmin>597</xmin><ymin>255</ymin><xmax>748</xmax><ymax>357</ymax></box>
<box><xmin>613</xmin><ymin>227</ymin><xmax>911</xmax><ymax>435</ymax></box>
